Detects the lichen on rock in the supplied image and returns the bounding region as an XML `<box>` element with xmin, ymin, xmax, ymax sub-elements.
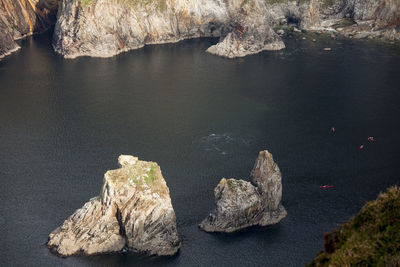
<box><xmin>47</xmin><ymin>155</ymin><xmax>181</xmax><ymax>257</ymax></box>
<box><xmin>199</xmin><ymin>150</ymin><xmax>287</xmax><ymax>233</ymax></box>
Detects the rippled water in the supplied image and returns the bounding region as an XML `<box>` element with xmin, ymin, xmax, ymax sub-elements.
<box><xmin>1</xmin><ymin>31</ymin><xmax>400</xmax><ymax>266</ymax></box>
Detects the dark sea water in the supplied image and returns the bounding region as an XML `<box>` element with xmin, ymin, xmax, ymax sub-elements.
<box><xmin>1</xmin><ymin>31</ymin><xmax>400</xmax><ymax>267</ymax></box>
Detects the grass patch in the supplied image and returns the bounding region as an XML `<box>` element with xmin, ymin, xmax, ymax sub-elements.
<box><xmin>307</xmin><ymin>186</ymin><xmax>400</xmax><ymax>267</ymax></box>
<box><xmin>107</xmin><ymin>160</ymin><xmax>167</xmax><ymax>194</ymax></box>
<box><xmin>331</xmin><ymin>18</ymin><xmax>356</xmax><ymax>29</ymax></box>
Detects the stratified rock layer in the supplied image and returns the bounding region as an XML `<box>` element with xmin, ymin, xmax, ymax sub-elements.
<box><xmin>199</xmin><ymin>150</ymin><xmax>286</xmax><ymax>233</ymax></box>
<box><xmin>0</xmin><ymin>0</ymin><xmax>58</xmax><ymax>59</ymax></box>
<box><xmin>47</xmin><ymin>155</ymin><xmax>180</xmax><ymax>257</ymax></box>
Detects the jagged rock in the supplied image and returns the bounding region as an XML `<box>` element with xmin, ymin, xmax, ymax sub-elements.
<box><xmin>0</xmin><ymin>0</ymin><xmax>58</xmax><ymax>59</ymax></box>
<box><xmin>47</xmin><ymin>155</ymin><xmax>181</xmax><ymax>257</ymax></box>
<box><xmin>206</xmin><ymin>1</ymin><xmax>285</xmax><ymax>58</ymax></box>
<box><xmin>199</xmin><ymin>150</ymin><xmax>286</xmax><ymax>233</ymax></box>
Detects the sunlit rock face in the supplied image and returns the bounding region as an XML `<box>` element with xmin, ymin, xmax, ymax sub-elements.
<box><xmin>47</xmin><ymin>155</ymin><xmax>181</xmax><ymax>257</ymax></box>
<box><xmin>199</xmin><ymin>150</ymin><xmax>287</xmax><ymax>233</ymax></box>
<box><xmin>0</xmin><ymin>0</ymin><xmax>58</xmax><ymax>59</ymax></box>
<box><xmin>53</xmin><ymin>0</ymin><xmax>284</xmax><ymax>58</ymax></box>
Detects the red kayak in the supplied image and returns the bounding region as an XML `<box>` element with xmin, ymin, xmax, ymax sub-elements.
<box><xmin>320</xmin><ymin>185</ymin><xmax>334</xmax><ymax>188</ymax></box>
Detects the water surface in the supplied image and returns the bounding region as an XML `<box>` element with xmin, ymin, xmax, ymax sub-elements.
<box><xmin>1</xmin><ymin>32</ymin><xmax>400</xmax><ymax>266</ymax></box>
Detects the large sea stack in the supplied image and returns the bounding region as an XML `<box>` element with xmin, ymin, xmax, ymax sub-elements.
<box><xmin>199</xmin><ymin>150</ymin><xmax>287</xmax><ymax>233</ymax></box>
<box><xmin>47</xmin><ymin>155</ymin><xmax>181</xmax><ymax>257</ymax></box>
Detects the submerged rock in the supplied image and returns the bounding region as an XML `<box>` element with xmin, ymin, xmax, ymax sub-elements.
<box><xmin>47</xmin><ymin>155</ymin><xmax>180</xmax><ymax>257</ymax></box>
<box><xmin>199</xmin><ymin>150</ymin><xmax>286</xmax><ymax>233</ymax></box>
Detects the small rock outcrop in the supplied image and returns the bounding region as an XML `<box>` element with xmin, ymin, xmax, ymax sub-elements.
<box><xmin>47</xmin><ymin>155</ymin><xmax>181</xmax><ymax>257</ymax></box>
<box><xmin>206</xmin><ymin>1</ymin><xmax>285</xmax><ymax>58</ymax></box>
<box><xmin>0</xmin><ymin>0</ymin><xmax>58</xmax><ymax>59</ymax></box>
<box><xmin>199</xmin><ymin>150</ymin><xmax>286</xmax><ymax>233</ymax></box>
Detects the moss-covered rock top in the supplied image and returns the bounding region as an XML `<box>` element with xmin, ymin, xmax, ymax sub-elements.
<box><xmin>106</xmin><ymin>157</ymin><xmax>168</xmax><ymax>194</ymax></box>
<box><xmin>308</xmin><ymin>186</ymin><xmax>400</xmax><ymax>266</ymax></box>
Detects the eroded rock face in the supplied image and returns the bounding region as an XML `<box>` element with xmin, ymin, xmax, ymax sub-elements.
<box><xmin>207</xmin><ymin>1</ymin><xmax>285</xmax><ymax>58</ymax></box>
<box><xmin>47</xmin><ymin>155</ymin><xmax>180</xmax><ymax>257</ymax></box>
<box><xmin>53</xmin><ymin>0</ymin><xmax>284</xmax><ymax>59</ymax></box>
<box><xmin>269</xmin><ymin>0</ymin><xmax>400</xmax><ymax>41</ymax></box>
<box><xmin>0</xmin><ymin>0</ymin><xmax>59</xmax><ymax>59</ymax></box>
<box><xmin>199</xmin><ymin>150</ymin><xmax>287</xmax><ymax>233</ymax></box>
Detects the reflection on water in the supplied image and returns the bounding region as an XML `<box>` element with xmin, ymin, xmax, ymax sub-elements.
<box><xmin>0</xmin><ymin>31</ymin><xmax>400</xmax><ymax>267</ymax></box>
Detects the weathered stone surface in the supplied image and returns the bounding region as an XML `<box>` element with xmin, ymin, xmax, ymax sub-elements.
<box><xmin>0</xmin><ymin>0</ymin><xmax>58</xmax><ymax>59</ymax></box>
<box><xmin>47</xmin><ymin>155</ymin><xmax>181</xmax><ymax>257</ymax></box>
<box><xmin>207</xmin><ymin>2</ymin><xmax>285</xmax><ymax>58</ymax></box>
<box><xmin>199</xmin><ymin>150</ymin><xmax>287</xmax><ymax>233</ymax></box>
<box><xmin>53</xmin><ymin>0</ymin><xmax>284</xmax><ymax>59</ymax></box>
<box><xmin>269</xmin><ymin>0</ymin><xmax>400</xmax><ymax>41</ymax></box>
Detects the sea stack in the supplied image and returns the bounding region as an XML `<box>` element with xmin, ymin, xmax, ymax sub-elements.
<box><xmin>47</xmin><ymin>155</ymin><xmax>180</xmax><ymax>256</ymax></box>
<box><xmin>199</xmin><ymin>150</ymin><xmax>286</xmax><ymax>233</ymax></box>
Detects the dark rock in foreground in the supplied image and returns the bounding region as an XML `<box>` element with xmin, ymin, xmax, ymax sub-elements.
<box><xmin>308</xmin><ymin>186</ymin><xmax>400</xmax><ymax>267</ymax></box>
<box><xmin>199</xmin><ymin>150</ymin><xmax>286</xmax><ymax>233</ymax></box>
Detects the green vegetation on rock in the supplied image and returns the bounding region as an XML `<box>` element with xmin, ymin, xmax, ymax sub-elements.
<box><xmin>308</xmin><ymin>186</ymin><xmax>400</xmax><ymax>267</ymax></box>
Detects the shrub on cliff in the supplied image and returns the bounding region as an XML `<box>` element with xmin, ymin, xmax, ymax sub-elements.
<box><xmin>308</xmin><ymin>186</ymin><xmax>400</xmax><ymax>267</ymax></box>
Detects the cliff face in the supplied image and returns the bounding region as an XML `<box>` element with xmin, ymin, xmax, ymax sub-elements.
<box><xmin>47</xmin><ymin>155</ymin><xmax>181</xmax><ymax>257</ymax></box>
<box><xmin>53</xmin><ymin>0</ymin><xmax>284</xmax><ymax>58</ymax></box>
<box><xmin>199</xmin><ymin>150</ymin><xmax>287</xmax><ymax>233</ymax></box>
<box><xmin>269</xmin><ymin>0</ymin><xmax>400</xmax><ymax>40</ymax></box>
<box><xmin>0</xmin><ymin>0</ymin><xmax>58</xmax><ymax>59</ymax></box>
<box><xmin>1</xmin><ymin>0</ymin><xmax>398</xmax><ymax>60</ymax></box>
<box><xmin>53</xmin><ymin>0</ymin><xmax>399</xmax><ymax>59</ymax></box>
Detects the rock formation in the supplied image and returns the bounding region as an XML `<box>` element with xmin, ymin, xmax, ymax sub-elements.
<box><xmin>199</xmin><ymin>150</ymin><xmax>286</xmax><ymax>233</ymax></box>
<box><xmin>47</xmin><ymin>155</ymin><xmax>181</xmax><ymax>257</ymax></box>
<box><xmin>269</xmin><ymin>0</ymin><xmax>400</xmax><ymax>41</ymax></box>
<box><xmin>53</xmin><ymin>0</ymin><xmax>283</xmax><ymax>59</ymax></box>
<box><xmin>0</xmin><ymin>0</ymin><xmax>58</xmax><ymax>59</ymax></box>
<box><xmin>1</xmin><ymin>0</ymin><xmax>399</xmax><ymax>60</ymax></box>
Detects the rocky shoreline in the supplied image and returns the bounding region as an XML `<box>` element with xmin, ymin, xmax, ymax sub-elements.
<box><xmin>0</xmin><ymin>0</ymin><xmax>58</xmax><ymax>59</ymax></box>
<box><xmin>1</xmin><ymin>0</ymin><xmax>399</xmax><ymax>60</ymax></box>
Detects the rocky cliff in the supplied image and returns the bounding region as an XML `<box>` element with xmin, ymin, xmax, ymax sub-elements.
<box><xmin>47</xmin><ymin>155</ymin><xmax>181</xmax><ymax>257</ymax></box>
<box><xmin>53</xmin><ymin>0</ymin><xmax>284</xmax><ymax>59</ymax></box>
<box><xmin>52</xmin><ymin>0</ymin><xmax>399</xmax><ymax>59</ymax></box>
<box><xmin>270</xmin><ymin>0</ymin><xmax>400</xmax><ymax>40</ymax></box>
<box><xmin>0</xmin><ymin>0</ymin><xmax>58</xmax><ymax>59</ymax></box>
<box><xmin>199</xmin><ymin>150</ymin><xmax>287</xmax><ymax>233</ymax></box>
<box><xmin>1</xmin><ymin>0</ymin><xmax>398</xmax><ymax>60</ymax></box>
